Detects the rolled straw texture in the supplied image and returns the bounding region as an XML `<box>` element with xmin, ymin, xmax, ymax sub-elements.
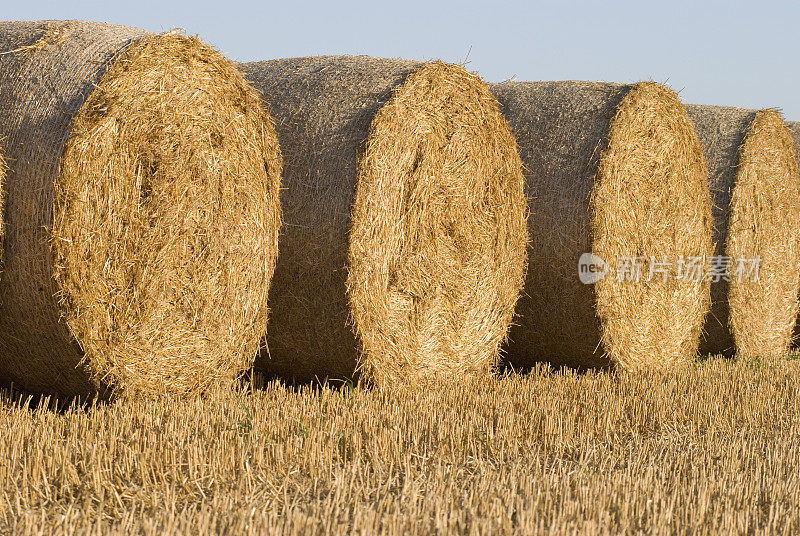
<box><xmin>0</xmin><ymin>20</ymin><xmax>281</xmax><ymax>396</ymax></box>
<box><xmin>493</xmin><ymin>81</ymin><xmax>712</xmax><ymax>370</ymax></box>
<box><xmin>241</xmin><ymin>56</ymin><xmax>527</xmax><ymax>386</ymax></box>
<box><xmin>688</xmin><ymin>106</ymin><xmax>800</xmax><ymax>358</ymax></box>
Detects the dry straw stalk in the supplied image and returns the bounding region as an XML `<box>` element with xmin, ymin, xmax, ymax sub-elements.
<box><xmin>240</xmin><ymin>56</ymin><xmax>527</xmax><ymax>386</ymax></box>
<box><xmin>688</xmin><ymin>106</ymin><xmax>800</xmax><ymax>358</ymax></box>
<box><xmin>492</xmin><ymin>81</ymin><xmax>712</xmax><ymax>370</ymax></box>
<box><xmin>0</xmin><ymin>21</ymin><xmax>282</xmax><ymax>397</ymax></box>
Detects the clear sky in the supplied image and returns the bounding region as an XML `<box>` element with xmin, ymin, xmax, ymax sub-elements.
<box><xmin>5</xmin><ymin>0</ymin><xmax>800</xmax><ymax>119</ymax></box>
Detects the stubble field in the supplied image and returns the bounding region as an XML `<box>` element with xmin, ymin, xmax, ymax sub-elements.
<box><xmin>1</xmin><ymin>357</ymin><xmax>799</xmax><ymax>535</ymax></box>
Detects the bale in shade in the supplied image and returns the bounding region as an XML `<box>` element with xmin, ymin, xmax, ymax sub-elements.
<box><xmin>688</xmin><ymin>106</ymin><xmax>800</xmax><ymax>358</ymax></box>
<box><xmin>492</xmin><ymin>81</ymin><xmax>712</xmax><ymax>371</ymax></box>
<box><xmin>240</xmin><ymin>56</ymin><xmax>527</xmax><ymax>386</ymax></box>
<box><xmin>0</xmin><ymin>21</ymin><xmax>281</xmax><ymax>397</ymax></box>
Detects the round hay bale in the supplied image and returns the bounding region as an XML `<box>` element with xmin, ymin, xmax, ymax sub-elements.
<box><xmin>688</xmin><ymin>106</ymin><xmax>800</xmax><ymax>358</ymax></box>
<box><xmin>240</xmin><ymin>56</ymin><xmax>527</xmax><ymax>386</ymax></box>
<box><xmin>0</xmin><ymin>21</ymin><xmax>281</xmax><ymax>397</ymax></box>
<box><xmin>492</xmin><ymin>81</ymin><xmax>712</xmax><ymax>370</ymax></box>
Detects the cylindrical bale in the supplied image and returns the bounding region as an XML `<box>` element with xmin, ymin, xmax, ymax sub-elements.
<box><xmin>493</xmin><ymin>81</ymin><xmax>712</xmax><ymax>370</ymax></box>
<box><xmin>240</xmin><ymin>56</ymin><xmax>527</xmax><ymax>386</ymax></box>
<box><xmin>0</xmin><ymin>21</ymin><xmax>282</xmax><ymax>397</ymax></box>
<box><xmin>688</xmin><ymin>106</ymin><xmax>800</xmax><ymax>358</ymax></box>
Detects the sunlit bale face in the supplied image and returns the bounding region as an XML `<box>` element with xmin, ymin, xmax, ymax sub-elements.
<box><xmin>348</xmin><ymin>62</ymin><xmax>527</xmax><ymax>386</ymax></box>
<box><xmin>0</xmin><ymin>22</ymin><xmax>282</xmax><ymax>396</ymax></box>
<box><xmin>689</xmin><ymin>106</ymin><xmax>800</xmax><ymax>360</ymax></box>
<box><xmin>592</xmin><ymin>82</ymin><xmax>712</xmax><ymax>370</ymax></box>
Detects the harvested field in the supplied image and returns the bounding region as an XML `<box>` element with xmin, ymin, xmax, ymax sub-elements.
<box><xmin>241</xmin><ymin>56</ymin><xmax>527</xmax><ymax>386</ymax></box>
<box><xmin>0</xmin><ymin>21</ymin><xmax>281</xmax><ymax>397</ymax></box>
<box><xmin>688</xmin><ymin>107</ymin><xmax>800</xmax><ymax>359</ymax></box>
<box><xmin>1</xmin><ymin>358</ymin><xmax>799</xmax><ymax>535</ymax></box>
<box><xmin>492</xmin><ymin>81</ymin><xmax>712</xmax><ymax>371</ymax></box>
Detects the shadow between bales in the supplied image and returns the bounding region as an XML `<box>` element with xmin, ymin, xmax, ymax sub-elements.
<box><xmin>496</xmin><ymin>355</ymin><xmax>614</xmax><ymax>377</ymax></box>
<box><xmin>241</xmin><ymin>367</ymin><xmax>365</xmax><ymax>397</ymax></box>
<box><xmin>496</xmin><ymin>351</ymin><xmax>744</xmax><ymax>377</ymax></box>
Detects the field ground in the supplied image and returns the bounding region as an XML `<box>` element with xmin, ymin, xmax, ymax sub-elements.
<box><xmin>1</xmin><ymin>357</ymin><xmax>799</xmax><ymax>535</ymax></box>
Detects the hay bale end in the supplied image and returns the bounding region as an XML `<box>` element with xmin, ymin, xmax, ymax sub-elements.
<box><xmin>0</xmin><ymin>21</ymin><xmax>281</xmax><ymax>396</ymax></box>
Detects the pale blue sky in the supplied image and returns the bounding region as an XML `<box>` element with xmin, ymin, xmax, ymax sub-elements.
<box><xmin>5</xmin><ymin>0</ymin><xmax>800</xmax><ymax>118</ymax></box>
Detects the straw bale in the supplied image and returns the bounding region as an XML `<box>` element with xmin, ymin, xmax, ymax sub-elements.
<box><xmin>241</xmin><ymin>56</ymin><xmax>527</xmax><ymax>385</ymax></box>
<box><xmin>0</xmin><ymin>21</ymin><xmax>281</xmax><ymax>396</ymax></box>
<box><xmin>689</xmin><ymin>106</ymin><xmax>800</xmax><ymax>358</ymax></box>
<box><xmin>493</xmin><ymin>81</ymin><xmax>711</xmax><ymax>370</ymax></box>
